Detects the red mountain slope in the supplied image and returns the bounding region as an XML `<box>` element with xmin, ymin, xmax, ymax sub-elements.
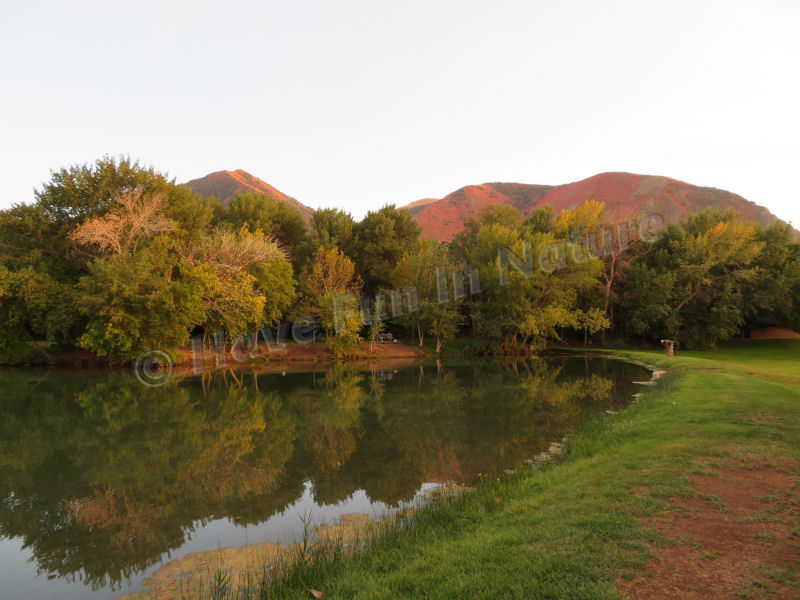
<box><xmin>183</xmin><ymin>170</ymin><xmax>314</xmax><ymax>224</ymax></box>
<box><xmin>403</xmin><ymin>173</ymin><xmax>791</xmax><ymax>241</ymax></box>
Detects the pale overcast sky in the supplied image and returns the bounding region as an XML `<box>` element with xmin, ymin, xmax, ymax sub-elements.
<box><xmin>1</xmin><ymin>1</ymin><xmax>798</xmax><ymax>224</ymax></box>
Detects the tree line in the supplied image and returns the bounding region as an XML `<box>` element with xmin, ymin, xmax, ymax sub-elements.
<box><xmin>1</xmin><ymin>156</ymin><xmax>798</xmax><ymax>362</ymax></box>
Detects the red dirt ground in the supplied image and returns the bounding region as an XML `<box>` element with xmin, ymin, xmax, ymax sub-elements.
<box><xmin>617</xmin><ymin>457</ymin><xmax>800</xmax><ymax>599</ymax></box>
<box><xmin>749</xmin><ymin>328</ymin><xmax>800</xmax><ymax>339</ymax></box>
<box><xmin>173</xmin><ymin>340</ymin><xmax>425</xmax><ymax>376</ymax></box>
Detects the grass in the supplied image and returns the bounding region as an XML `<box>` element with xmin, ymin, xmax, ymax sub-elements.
<box><xmin>211</xmin><ymin>340</ymin><xmax>800</xmax><ymax>599</ymax></box>
<box><xmin>606</xmin><ymin>338</ymin><xmax>800</xmax><ymax>380</ymax></box>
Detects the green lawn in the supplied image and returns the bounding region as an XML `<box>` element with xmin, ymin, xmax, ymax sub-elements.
<box><xmin>251</xmin><ymin>341</ymin><xmax>800</xmax><ymax>599</ymax></box>
<box><xmin>612</xmin><ymin>339</ymin><xmax>800</xmax><ymax>380</ymax></box>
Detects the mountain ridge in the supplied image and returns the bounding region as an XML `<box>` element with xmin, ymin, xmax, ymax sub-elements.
<box><xmin>401</xmin><ymin>172</ymin><xmax>794</xmax><ymax>241</ymax></box>
<box><xmin>182</xmin><ymin>169</ymin><xmax>314</xmax><ymax>225</ymax></box>
<box><xmin>181</xmin><ymin>169</ymin><xmax>795</xmax><ymax>241</ymax></box>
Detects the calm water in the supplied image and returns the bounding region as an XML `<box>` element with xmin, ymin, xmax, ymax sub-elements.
<box><xmin>0</xmin><ymin>357</ymin><xmax>649</xmax><ymax>599</ymax></box>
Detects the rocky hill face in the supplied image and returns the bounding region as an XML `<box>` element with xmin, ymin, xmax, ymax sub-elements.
<box><xmin>183</xmin><ymin>170</ymin><xmax>793</xmax><ymax>241</ymax></box>
<box><xmin>403</xmin><ymin>172</ymin><xmax>792</xmax><ymax>241</ymax></box>
<box><xmin>182</xmin><ymin>170</ymin><xmax>314</xmax><ymax>224</ymax></box>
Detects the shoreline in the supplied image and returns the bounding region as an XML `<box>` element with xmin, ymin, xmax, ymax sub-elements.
<box><xmin>119</xmin><ymin>354</ymin><xmax>670</xmax><ymax>599</ymax></box>
<box><xmin>207</xmin><ymin>340</ymin><xmax>800</xmax><ymax>599</ymax></box>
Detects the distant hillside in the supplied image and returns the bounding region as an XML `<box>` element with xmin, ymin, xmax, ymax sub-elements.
<box><xmin>402</xmin><ymin>198</ymin><xmax>440</xmax><ymax>211</ymax></box>
<box><xmin>402</xmin><ymin>172</ymin><xmax>794</xmax><ymax>241</ymax></box>
<box><xmin>183</xmin><ymin>170</ymin><xmax>314</xmax><ymax>225</ymax></box>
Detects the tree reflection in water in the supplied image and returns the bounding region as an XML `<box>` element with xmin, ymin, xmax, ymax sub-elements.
<box><xmin>0</xmin><ymin>358</ymin><xmax>646</xmax><ymax>591</ymax></box>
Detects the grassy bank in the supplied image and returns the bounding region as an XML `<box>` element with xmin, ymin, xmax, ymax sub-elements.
<box><xmin>238</xmin><ymin>340</ymin><xmax>800</xmax><ymax>599</ymax></box>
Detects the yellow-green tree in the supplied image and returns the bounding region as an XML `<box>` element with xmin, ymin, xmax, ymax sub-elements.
<box><xmin>300</xmin><ymin>245</ymin><xmax>363</xmax><ymax>355</ymax></box>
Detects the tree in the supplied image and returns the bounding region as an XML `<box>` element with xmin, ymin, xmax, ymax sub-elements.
<box><xmin>392</xmin><ymin>240</ymin><xmax>465</xmax><ymax>351</ymax></box>
<box><xmin>620</xmin><ymin>209</ymin><xmax>763</xmax><ymax>347</ymax></box>
<box><xmin>299</xmin><ymin>245</ymin><xmax>361</xmax><ymax>305</ymax></box>
<box><xmin>322</xmin><ymin>297</ymin><xmax>363</xmax><ymax>357</ymax></box>
<box><xmin>27</xmin><ymin>156</ymin><xmax>180</xmax><ymax>277</ymax></box>
<box><xmin>465</xmin><ymin>209</ymin><xmax>606</xmax><ymax>351</ymax></box>
<box><xmin>295</xmin><ymin>208</ymin><xmax>357</xmax><ymax>270</ymax></box>
<box><xmin>68</xmin><ymin>190</ymin><xmax>174</xmax><ymax>256</ymax></box>
<box><xmin>35</xmin><ymin>156</ymin><xmax>170</xmax><ymax>223</ymax></box>
<box><xmin>352</xmin><ymin>205</ymin><xmax>421</xmax><ymax>293</ymax></box>
<box><xmin>299</xmin><ymin>246</ymin><xmax>363</xmax><ymax>355</ymax></box>
<box><xmin>0</xmin><ymin>266</ymin><xmax>77</xmax><ymax>361</ymax></box>
<box><xmin>368</xmin><ymin>317</ymin><xmax>386</xmax><ymax>352</ymax></box>
<box><xmin>521</xmin><ymin>205</ymin><xmax>554</xmax><ymax>235</ymax></box>
<box><xmin>0</xmin><ymin>157</ymin><xmax>169</xmax><ymax>279</ymax></box>
<box><xmin>178</xmin><ymin>229</ymin><xmax>295</xmax><ymax>336</ymax></box>
<box><xmin>478</xmin><ymin>204</ymin><xmax>522</xmax><ymax>230</ymax></box>
<box><xmin>554</xmin><ymin>200</ymin><xmax>650</xmax><ymax>343</ymax></box>
<box><xmin>0</xmin><ymin>156</ymin><xmax>224</xmax><ymax>357</ymax></box>
<box><xmin>248</xmin><ymin>255</ymin><xmax>297</xmax><ymax>326</ymax></box>
<box><xmin>428</xmin><ymin>301</ymin><xmax>464</xmax><ymax>353</ymax></box>
<box><xmin>0</xmin><ymin>203</ymin><xmax>67</xmax><ymax>276</ymax></box>
<box><xmin>392</xmin><ymin>240</ymin><xmax>442</xmax><ymax>346</ymax></box>
<box><xmin>741</xmin><ymin>223</ymin><xmax>800</xmax><ymax>331</ymax></box>
<box><xmin>77</xmin><ymin>244</ymin><xmax>205</xmax><ymax>360</ymax></box>
<box><xmin>224</xmin><ymin>192</ymin><xmax>307</xmax><ymax>256</ymax></box>
<box><xmin>448</xmin><ymin>205</ymin><xmax>523</xmax><ymax>266</ymax></box>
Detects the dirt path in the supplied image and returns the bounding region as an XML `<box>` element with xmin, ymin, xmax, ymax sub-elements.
<box><xmin>618</xmin><ymin>456</ymin><xmax>800</xmax><ymax>599</ymax></box>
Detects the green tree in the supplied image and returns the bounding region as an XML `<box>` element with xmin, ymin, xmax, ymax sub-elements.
<box><xmin>35</xmin><ymin>155</ymin><xmax>170</xmax><ymax>224</ymax></box>
<box><xmin>224</xmin><ymin>191</ymin><xmax>307</xmax><ymax>255</ymax></box>
<box><xmin>392</xmin><ymin>239</ymin><xmax>464</xmax><ymax>351</ymax></box>
<box><xmin>77</xmin><ymin>243</ymin><xmax>205</xmax><ymax>359</ymax></box>
<box><xmin>368</xmin><ymin>317</ymin><xmax>386</xmax><ymax>352</ymax></box>
<box><xmin>428</xmin><ymin>301</ymin><xmax>464</xmax><ymax>352</ymax></box>
<box><xmin>620</xmin><ymin>209</ymin><xmax>763</xmax><ymax>347</ymax></box>
<box><xmin>24</xmin><ymin>156</ymin><xmax>181</xmax><ymax>277</ymax></box>
<box><xmin>742</xmin><ymin>223</ymin><xmax>800</xmax><ymax>331</ymax></box>
<box><xmin>0</xmin><ymin>156</ymin><xmax>225</xmax><ymax>357</ymax></box>
<box><xmin>465</xmin><ymin>208</ymin><xmax>606</xmax><ymax>350</ymax></box>
<box><xmin>553</xmin><ymin>200</ymin><xmax>651</xmax><ymax>343</ymax></box>
<box><xmin>352</xmin><ymin>205</ymin><xmax>421</xmax><ymax>293</ymax></box>
<box><xmin>178</xmin><ymin>229</ymin><xmax>295</xmax><ymax>336</ymax></box>
<box><xmin>295</xmin><ymin>208</ymin><xmax>357</xmax><ymax>270</ymax></box>
<box><xmin>521</xmin><ymin>204</ymin><xmax>554</xmax><ymax>235</ymax></box>
<box><xmin>449</xmin><ymin>205</ymin><xmax>523</xmax><ymax>265</ymax></box>
<box><xmin>0</xmin><ymin>266</ymin><xmax>77</xmax><ymax>361</ymax></box>
<box><xmin>392</xmin><ymin>239</ymin><xmax>443</xmax><ymax>346</ymax></box>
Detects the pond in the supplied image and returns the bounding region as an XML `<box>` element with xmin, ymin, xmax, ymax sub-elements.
<box><xmin>0</xmin><ymin>357</ymin><xmax>650</xmax><ymax>599</ymax></box>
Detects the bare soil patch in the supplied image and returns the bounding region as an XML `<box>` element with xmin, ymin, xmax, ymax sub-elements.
<box><xmin>618</xmin><ymin>458</ymin><xmax>800</xmax><ymax>599</ymax></box>
<box><xmin>749</xmin><ymin>328</ymin><xmax>800</xmax><ymax>340</ymax></box>
<box><xmin>173</xmin><ymin>340</ymin><xmax>424</xmax><ymax>376</ymax></box>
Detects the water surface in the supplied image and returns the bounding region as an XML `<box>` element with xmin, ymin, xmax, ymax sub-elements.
<box><xmin>0</xmin><ymin>357</ymin><xmax>649</xmax><ymax>599</ymax></box>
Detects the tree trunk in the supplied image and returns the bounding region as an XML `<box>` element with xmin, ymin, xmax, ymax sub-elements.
<box><xmin>26</xmin><ymin>332</ymin><xmax>53</xmax><ymax>364</ymax></box>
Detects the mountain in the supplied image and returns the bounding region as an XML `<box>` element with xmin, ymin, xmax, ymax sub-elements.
<box><xmin>182</xmin><ymin>170</ymin><xmax>314</xmax><ymax>224</ymax></box>
<box><xmin>402</xmin><ymin>198</ymin><xmax>440</xmax><ymax>211</ymax></box>
<box><xmin>402</xmin><ymin>172</ymin><xmax>794</xmax><ymax>241</ymax></box>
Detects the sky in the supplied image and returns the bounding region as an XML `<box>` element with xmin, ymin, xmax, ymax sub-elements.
<box><xmin>1</xmin><ymin>0</ymin><xmax>799</xmax><ymax>224</ymax></box>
